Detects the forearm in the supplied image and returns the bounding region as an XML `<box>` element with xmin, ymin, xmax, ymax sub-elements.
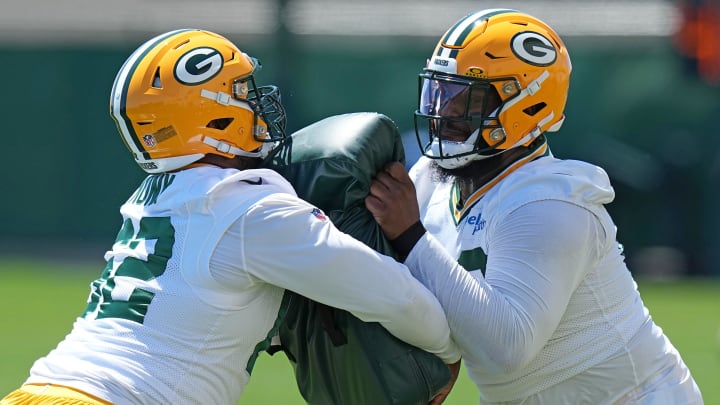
<box><xmin>377</xmin><ymin>287</ymin><xmax>462</xmax><ymax>364</ymax></box>
<box><xmin>404</xmin><ymin>233</ymin><xmax>538</xmax><ymax>372</ymax></box>
<box><xmin>240</xmin><ymin>198</ymin><xmax>460</xmax><ymax>363</ymax></box>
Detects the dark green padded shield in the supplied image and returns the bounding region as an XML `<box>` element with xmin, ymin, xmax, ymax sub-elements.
<box><xmin>263</xmin><ymin>112</ymin><xmax>450</xmax><ymax>405</ymax></box>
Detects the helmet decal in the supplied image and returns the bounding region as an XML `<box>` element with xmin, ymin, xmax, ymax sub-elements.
<box><xmin>429</xmin><ymin>56</ymin><xmax>457</xmax><ymax>74</ymax></box>
<box><xmin>510</xmin><ymin>32</ymin><xmax>557</xmax><ymax>67</ymax></box>
<box><xmin>142</xmin><ymin>134</ymin><xmax>157</xmax><ymax>148</ymax></box>
<box><xmin>174</xmin><ymin>47</ymin><xmax>223</xmax><ymax>85</ymax></box>
<box><xmin>465</xmin><ymin>67</ymin><xmax>487</xmax><ymax>79</ymax></box>
<box><xmin>438</xmin><ymin>8</ymin><xmax>516</xmax><ymax>57</ymax></box>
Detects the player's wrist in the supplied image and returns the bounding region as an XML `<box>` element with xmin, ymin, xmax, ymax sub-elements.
<box><xmin>389</xmin><ymin>220</ymin><xmax>426</xmax><ymax>261</ymax></box>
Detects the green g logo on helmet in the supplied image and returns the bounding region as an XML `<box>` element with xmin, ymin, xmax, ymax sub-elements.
<box><xmin>174</xmin><ymin>47</ymin><xmax>223</xmax><ymax>85</ymax></box>
<box><xmin>510</xmin><ymin>32</ymin><xmax>557</xmax><ymax>67</ymax></box>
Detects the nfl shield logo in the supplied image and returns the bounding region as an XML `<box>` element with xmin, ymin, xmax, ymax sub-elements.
<box><xmin>311</xmin><ymin>208</ymin><xmax>327</xmax><ymax>221</ymax></box>
<box><xmin>142</xmin><ymin>134</ymin><xmax>157</xmax><ymax>148</ymax></box>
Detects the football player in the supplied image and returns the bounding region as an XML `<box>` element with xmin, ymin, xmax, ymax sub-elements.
<box><xmin>366</xmin><ymin>9</ymin><xmax>704</xmax><ymax>404</ymax></box>
<box><xmin>1</xmin><ymin>29</ymin><xmax>460</xmax><ymax>405</ymax></box>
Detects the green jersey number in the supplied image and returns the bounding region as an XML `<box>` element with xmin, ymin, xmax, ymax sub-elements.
<box><xmin>83</xmin><ymin>216</ymin><xmax>175</xmax><ymax>324</ymax></box>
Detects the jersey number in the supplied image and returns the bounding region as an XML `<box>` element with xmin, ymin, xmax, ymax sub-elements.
<box><xmin>82</xmin><ymin>216</ymin><xmax>175</xmax><ymax>324</ymax></box>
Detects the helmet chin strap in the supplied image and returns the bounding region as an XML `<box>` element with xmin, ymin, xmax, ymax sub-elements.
<box><xmin>433</xmin><ymin>117</ymin><xmax>550</xmax><ymax>170</ymax></box>
<box><xmin>201</xmin><ymin>89</ymin><xmax>254</xmax><ymax>112</ymax></box>
<box><xmin>200</xmin><ymin>88</ymin><xmax>275</xmax><ymax>159</ymax></box>
<box><xmin>203</xmin><ymin>136</ymin><xmax>273</xmax><ymax>159</ymax></box>
<box><xmin>429</xmin><ymin>128</ymin><xmax>484</xmax><ymax>169</ymax></box>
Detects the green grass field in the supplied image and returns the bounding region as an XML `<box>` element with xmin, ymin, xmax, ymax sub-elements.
<box><xmin>1</xmin><ymin>258</ymin><xmax>717</xmax><ymax>404</ymax></box>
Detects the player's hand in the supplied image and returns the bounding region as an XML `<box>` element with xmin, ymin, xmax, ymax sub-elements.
<box><xmin>365</xmin><ymin>162</ymin><xmax>421</xmax><ymax>240</ymax></box>
<box><xmin>428</xmin><ymin>359</ymin><xmax>462</xmax><ymax>405</ymax></box>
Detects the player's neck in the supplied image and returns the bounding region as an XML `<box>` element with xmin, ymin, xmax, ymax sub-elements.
<box><xmin>453</xmin><ymin>147</ymin><xmax>530</xmax><ymax>201</ymax></box>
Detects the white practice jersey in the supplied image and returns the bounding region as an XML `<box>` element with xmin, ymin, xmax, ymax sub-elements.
<box><xmin>405</xmin><ymin>156</ymin><xmax>703</xmax><ymax>404</ymax></box>
<box><xmin>27</xmin><ymin>166</ymin><xmax>459</xmax><ymax>405</ymax></box>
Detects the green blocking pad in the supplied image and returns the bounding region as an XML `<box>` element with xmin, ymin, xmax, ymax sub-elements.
<box><xmin>263</xmin><ymin>112</ymin><xmax>450</xmax><ymax>405</ymax></box>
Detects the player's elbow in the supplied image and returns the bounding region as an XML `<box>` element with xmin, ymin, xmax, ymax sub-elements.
<box><xmin>384</xmin><ymin>294</ymin><xmax>454</xmax><ymax>352</ymax></box>
<box><xmin>483</xmin><ymin>346</ymin><xmax>535</xmax><ymax>374</ymax></box>
<box><xmin>459</xmin><ymin>318</ymin><xmax>539</xmax><ymax>374</ymax></box>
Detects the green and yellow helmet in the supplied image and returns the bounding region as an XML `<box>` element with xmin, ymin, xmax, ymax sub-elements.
<box><xmin>110</xmin><ymin>29</ymin><xmax>286</xmax><ymax>173</ymax></box>
<box><xmin>415</xmin><ymin>9</ymin><xmax>572</xmax><ymax>169</ymax></box>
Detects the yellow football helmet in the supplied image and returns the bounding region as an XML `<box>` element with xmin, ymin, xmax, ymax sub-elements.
<box><xmin>415</xmin><ymin>9</ymin><xmax>572</xmax><ymax>169</ymax></box>
<box><xmin>110</xmin><ymin>29</ymin><xmax>287</xmax><ymax>173</ymax></box>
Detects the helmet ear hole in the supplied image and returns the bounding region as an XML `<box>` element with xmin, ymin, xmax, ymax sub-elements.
<box><xmin>207</xmin><ymin>118</ymin><xmax>233</xmax><ymax>130</ymax></box>
<box><xmin>152</xmin><ymin>67</ymin><xmax>162</xmax><ymax>88</ymax></box>
<box><xmin>523</xmin><ymin>102</ymin><xmax>546</xmax><ymax>116</ymax></box>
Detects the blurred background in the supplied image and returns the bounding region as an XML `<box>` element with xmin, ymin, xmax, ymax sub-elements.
<box><xmin>0</xmin><ymin>0</ymin><xmax>719</xmax><ymax>403</ymax></box>
<box><xmin>0</xmin><ymin>0</ymin><xmax>719</xmax><ymax>279</ymax></box>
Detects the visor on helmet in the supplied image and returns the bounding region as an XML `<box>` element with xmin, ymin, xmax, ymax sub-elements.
<box><xmin>415</xmin><ymin>71</ymin><xmax>505</xmax><ymax>164</ymax></box>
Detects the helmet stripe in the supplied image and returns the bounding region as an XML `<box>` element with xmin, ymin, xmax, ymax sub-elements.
<box><xmin>110</xmin><ymin>29</ymin><xmax>196</xmax><ymax>160</ymax></box>
<box><xmin>437</xmin><ymin>9</ymin><xmax>517</xmax><ymax>59</ymax></box>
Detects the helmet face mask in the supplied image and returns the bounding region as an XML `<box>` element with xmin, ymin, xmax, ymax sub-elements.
<box><xmin>415</xmin><ymin>70</ymin><xmax>508</xmax><ymax>166</ymax></box>
<box><xmin>247</xmin><ymin>82</ymin><xmax>287</xmax><ymax>142</ymax></box>
<box><xmin>110</xmin><ymin>29</ymin><xmax>287</xmax><ymax>174</ymax></box>
<box><xmin>414</xmin><ymin>9</ymin><xmax>572</xmax><ymax>169</ymax></box>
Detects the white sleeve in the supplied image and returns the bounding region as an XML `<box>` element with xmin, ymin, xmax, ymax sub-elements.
<box><xmin>225</xmin><ymin>192</ymin><xmax>461</xmax><ymax>363</ymax></box>
<box><xmin>405</xmin><ymin>200</ymin><xmax>601</xmax><ymax>372</ymax></box>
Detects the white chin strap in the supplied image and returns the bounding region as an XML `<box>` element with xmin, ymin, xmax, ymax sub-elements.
<box><xmin>200</xmin><ymin>89</ymin><xmax>274</xmax><ymax>159</ymax></box>
<box><xmin>428</xmin><ymin>128</ymin><xmax>484</xmax><ymax>169</ymax></box>
<box><xmin>202</xmin><ymin>136</ymin><xmax>273</xmax><ymax>159</ymax></box>
<box><xmin>201</xmin><ymin>89</ymin><xmax>254</xmax><ymax>112</ymax></box>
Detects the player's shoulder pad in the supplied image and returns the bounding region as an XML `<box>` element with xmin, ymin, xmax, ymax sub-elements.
<box><xmin>206</xmin><ymin>168</ymin><xmax>296</xmax><ymax>196</ymax></box>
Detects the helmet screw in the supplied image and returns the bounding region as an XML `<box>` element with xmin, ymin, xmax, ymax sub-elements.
<box><xmin>502</xmin><ymin>82</ymin><xmax>517</xmax><ymax>95</ymax></box>
<box><xmin>489</xmin><ymin>128</ymin><xmax>505</xmax><ymax>142</ymax></box>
